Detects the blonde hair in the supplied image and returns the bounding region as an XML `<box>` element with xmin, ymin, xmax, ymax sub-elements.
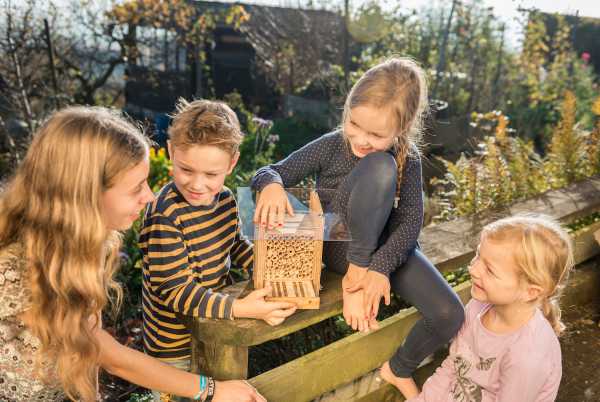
<box><xmin>0</xmin><ymin>106</ymin><xmax>149</xmax><ymax>401</ymax></box>
<box><xmin>342</xmin><ymin>56</ymin><xmax>428</xmax><ymax>199</ymax></box>
<box><xmin>169</xmin><ymin>98</ymin><xmax>243</xmax><ymax>155</ymax></box>
<box><xmin>482</xmin><ymin>215</ymin><xmax>574</xmax><ymax>336</ymax></box>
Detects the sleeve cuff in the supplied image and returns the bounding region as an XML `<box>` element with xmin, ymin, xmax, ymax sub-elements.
<box><xmin>369</xmin><ymin>259</ymin><xmax>393</xmax><ymax>278</ymax></box>
<box><xmin>252</xmin><ymin>170</ymin><xmax>284</xmax><ymax>191</ymax></box>
<box><xmin>222</xmin><ymin>294</ymin><xmax>235</xmax><ymax>320</ymax></box>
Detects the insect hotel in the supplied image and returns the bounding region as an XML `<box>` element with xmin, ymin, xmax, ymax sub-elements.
<box><xmin>252</xmin><ymin>190</ymin><xmax>325</xmax><ymax>309</ymax></box>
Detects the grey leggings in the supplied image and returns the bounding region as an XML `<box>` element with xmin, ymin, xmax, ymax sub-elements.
<box><xmin>322</xmin><ymin>151</ymin><xmax>465</xmax><ymax>378</ymax></box>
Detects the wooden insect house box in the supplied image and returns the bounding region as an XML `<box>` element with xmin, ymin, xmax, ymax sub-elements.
<box><xmin>253</xmin><ymin>189</ymin><xmax>324</xmax><ymax>309</ymax></box>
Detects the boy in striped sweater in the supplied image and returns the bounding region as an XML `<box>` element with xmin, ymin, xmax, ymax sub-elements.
<box><xmin>139</xmin><ymin>99</ymin><xmax>296</xmax><ymax>400</ymax></box>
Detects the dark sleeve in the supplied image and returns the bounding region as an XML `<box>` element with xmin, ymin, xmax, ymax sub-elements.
<box><xmin>251</xmin><ymin>133</ymin><xmax>335</xmax><ymax>191</ymax></box>
<box><xmin>230</xmin><ymin>203</ymin><xmax>254</xmax><ymax>273</ymax></box>
<box><xmin>370</xmin><ymin>152</ymin><xmax>424</xmax><ymax>276</ymax></box>
<box><xmin>139</xmin><ymin>213</ymin><xmax>234</xmax><ymax>319</ymax></box>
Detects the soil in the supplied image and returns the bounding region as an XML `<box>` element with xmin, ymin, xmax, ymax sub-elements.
<box><xmin>557</xmin><ymin>302</ymin><xmax>600</xmax><ymax>402</ymax></box>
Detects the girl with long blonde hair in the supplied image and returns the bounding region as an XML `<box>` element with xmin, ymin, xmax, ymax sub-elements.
<box><xmin>251</xmin><ymin>56</ymin><xmax>464</xmax><ymax>396</ymax></box>
<box><xmin>0</xmin><ymin>106</ymin><xmax>264</xmax><ymax>401</ymax></box>
<box><xmin>396</xmin><ymin>215</ymin><xmax>572</xmax><ymax>401</ymax></box>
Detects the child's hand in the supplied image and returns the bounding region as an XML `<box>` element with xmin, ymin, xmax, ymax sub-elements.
<box><xmin>345</xmin><ymin>270</ymin><xmax>391</xmax><ymax>321</ymax></box>
<box><xmin>254</xmin><ymin>183</ymin><xmax>294</xmax><ymax>229</ymax></box>
<box><xmin>232</xmin><ymin>287</ymin><xmax>298</xmax><ymax>325</ymax></box>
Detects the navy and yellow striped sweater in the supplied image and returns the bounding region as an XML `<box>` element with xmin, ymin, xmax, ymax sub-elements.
<box><xmin>139</xmin><ymin>182</ymin><xmax>253</xmax><ymax>361</ymax></box>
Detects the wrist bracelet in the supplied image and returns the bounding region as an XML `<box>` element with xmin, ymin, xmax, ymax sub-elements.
<box><xmin>192</xmin><ymin>375</ymin><xmax>207</xmax><ymax>400</ymax></box>
<box><xmin>204</xmin><ymin>377</ymin><xmax>215</xmax><ymax>402</ymax></box>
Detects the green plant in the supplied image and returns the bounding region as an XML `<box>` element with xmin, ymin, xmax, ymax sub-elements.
<box><xmin>544</xmin><ymin>91</ymin><xmax>588</xmax><ymax>187</ymax></box>
<box><xmin>272</xmin><ymin>116</ymin><xmax>328</xmax><ymax>158</ymax></box>
<box><xmin>507</xmin><ymin>13</ymin><xmax>598</xmax><ymax>143</ymax></box>
<box><xmin>223</xmin><ymin>91</ymin><xmax>279</xmax><ymax>192</ymax></box>
<box><xmin>433</xmin><ymin>92</ymin><xmax>600</xmax><ymax>222</ymax></box>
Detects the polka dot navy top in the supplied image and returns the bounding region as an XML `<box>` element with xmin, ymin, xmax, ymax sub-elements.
<box><xmin>251</xmin><ymin>131</ymin><xmax>424</xmax><ymax>277</ymax></box>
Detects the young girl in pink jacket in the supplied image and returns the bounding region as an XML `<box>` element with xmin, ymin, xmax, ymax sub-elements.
<box><xmin>381</xmin><ymin>215</ymin><xmax>572</xmax><ymax>402</ymax></box>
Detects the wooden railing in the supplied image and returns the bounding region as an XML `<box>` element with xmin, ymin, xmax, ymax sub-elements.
<box><xmin>185</xmin><ymin>176</ymin><xmax>600</xmax><ymax>402</ymax></box>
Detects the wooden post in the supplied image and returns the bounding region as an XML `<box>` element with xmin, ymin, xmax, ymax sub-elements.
<box><xmin>6</xmin><ymin>11</ymin><xmax>33</xmax><ymax>134</ymax></box>
<box><xmin>568</xmin><ymin>11</ymin><xmax>580</xmax><ymax>89</ymax></box>
<box><xmin>191</xmin><ymin>339</ymin><xmax>249</xmax><ymax>380</ymax></box>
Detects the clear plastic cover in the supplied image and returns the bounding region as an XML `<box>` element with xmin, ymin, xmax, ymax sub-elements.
<box><xmin>237</xmin><ymin>187</ymin><xmax>352</xmax><ymax>241</ymax></box>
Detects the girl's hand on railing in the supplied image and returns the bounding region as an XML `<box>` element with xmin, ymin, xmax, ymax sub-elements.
<box><xmin>253</xmin><ymin>183</ymin><xmax>294</xmax><ymax>229</ymax></box>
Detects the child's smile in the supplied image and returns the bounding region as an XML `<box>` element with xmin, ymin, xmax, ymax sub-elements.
<box><xmin>168</xmin><ymin>143</ymin><xmax>238</xmax><ymax>207</ymax></box>
<box><xmin>344</xmin><ymin>105</ymin><xmax>396</xmax><ymax>158</ymax></box>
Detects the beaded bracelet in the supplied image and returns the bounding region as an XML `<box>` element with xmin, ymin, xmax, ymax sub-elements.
<box><xmin>192</xmin><ymin>375</ymin><xmax>208</xmax><ymax>400</ymax></box>
<box><xmin>204</xmin><ymin>377</ymin><xmax>216</xmax><ymax>402</ymax></box>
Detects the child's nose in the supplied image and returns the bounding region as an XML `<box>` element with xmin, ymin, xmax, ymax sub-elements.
<box><xmin>190</xmin><ymin>177</ymin><xmax>208</xmax><ymax>192</ymax></box>
<box><xmin>141</xmin><ymin>183</ymin><xmax>155</xmax><ymax>204</ymax></box>
<box><xmin>356</xmin><ymin>136</ymin><xmax>369</xmax><ymax>147</ymax></box>
<box><xmin>468</xmin><ymin>259</ymin><xmax>479</xmax><ymax>276</ymax></box>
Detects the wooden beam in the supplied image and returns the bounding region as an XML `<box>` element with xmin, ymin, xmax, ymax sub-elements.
<box><xmin>188</xmin><ymin>189</ymin><xmax>600</xmax><ymax>347</ymax></box>
<box><xmin>187</xmin><ymin>271</ymin><xmax>344</xmax><ymax>346</ymax></box>
<box><xmin>420</xmin><ymin>175</ymin><xmax>600</xmax><ymax>271</ymax></box>
<box><xmin>250</xmin><ymin>256</ymin><xmax>600</xmax><ymax>402</ymax></box>
<box><xmin>247</xmin><ymin>282</ymin><xmax>472</xmax><ymax>402</ymax></box>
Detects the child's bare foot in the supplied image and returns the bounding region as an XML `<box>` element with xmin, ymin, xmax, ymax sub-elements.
<box><xmin>379</xmin><ymin>361</ymin><xmax>419</xmax><ymax>399</ymax></box>
<box><xmin>342</xmin><ymin>287</ymin><xmax>370</xmax><ymax>332</ymax></box>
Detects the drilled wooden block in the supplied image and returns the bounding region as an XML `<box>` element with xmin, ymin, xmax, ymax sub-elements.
<box><xmin>253</xmin><ymin>190</ymin><xmax>324</xmax><ymax>309</ymax></box>
<box><xmin>265</xmin><ymin>279</ymin><xmax>320</xmax><ymax>309</ymax></box>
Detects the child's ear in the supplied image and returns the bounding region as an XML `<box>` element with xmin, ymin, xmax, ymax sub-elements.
<box><xmin>228</xmin><ymin>151</ymin><xmax>240</xmax><ymax>174</ymax></box>
<box><xmin>525</xmin><ymin>283</ymin><xmax>544</xmax><ymax>303</ymax></box>
<box><xmin>167</xmin><ymin>141</ymin><xmax>173</xmax><ymax>159</ymax></box>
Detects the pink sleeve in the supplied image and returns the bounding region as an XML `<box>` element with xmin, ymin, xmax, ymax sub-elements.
<box><xmin>407</xmin><ymin>353</ymin><xmax>455</xmax><ymax>402</ymax></box>
<box><xmin>496</xmin><ymin>347</ymin><xmax>561</xmax><ymax>402</ymax></box>
<box><xmin>408</xmin><ymin>300</ymin><xmax>483</xmax><ymax>402</ymax></box>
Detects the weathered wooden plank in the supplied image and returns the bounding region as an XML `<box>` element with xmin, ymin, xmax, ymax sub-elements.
<box><xmin>572</xmin><ymin>220</ymin><xmax>600</xmax><ymax>265</ymax></box>
<box><xmin>314</xmin><ymin>353</ymin><xmax>446</xmax><ymax>402</ymax></box>
<box><xmin>313</xmin><ymin>258</ymin><xmax>600</xmax><ymax>402</ymax></box>
<box><xmin>562</xmin><ymin>255</ymin><xmax>600</xmax><ymax>314</ymax></box>
<box><xmin>421</xmin><ymin>175</ymin><xmax>600</xmax><ymax>271</ymax></box>
<box><xmin>188</xmin><ymin>271</ymin><xmax>344</xmax><ymax>346</ymax></box>
<box><xmin>190</xmin><ymin>340</ymin><xmax>249</xmax><ymax>380</ymax></box>
<box><xmin>189</xmin><ymin>201</ymin><xmax>600</xmax><ymax>348</ymax></box>
<box><xmin>247</xmin><ymin>282</ymin><xmax>472</xmax><ymax>402</ymax></box>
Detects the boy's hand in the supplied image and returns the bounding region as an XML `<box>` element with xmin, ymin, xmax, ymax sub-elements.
<box><xmin>232</xmin><ymin>287</ymin><xmax>297</xmax><ymax>325</ymax></box>
<box><xmin>254</xmin><ymin>183</ymin><xmax>294</xmax><ymax>229</ymax></box>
